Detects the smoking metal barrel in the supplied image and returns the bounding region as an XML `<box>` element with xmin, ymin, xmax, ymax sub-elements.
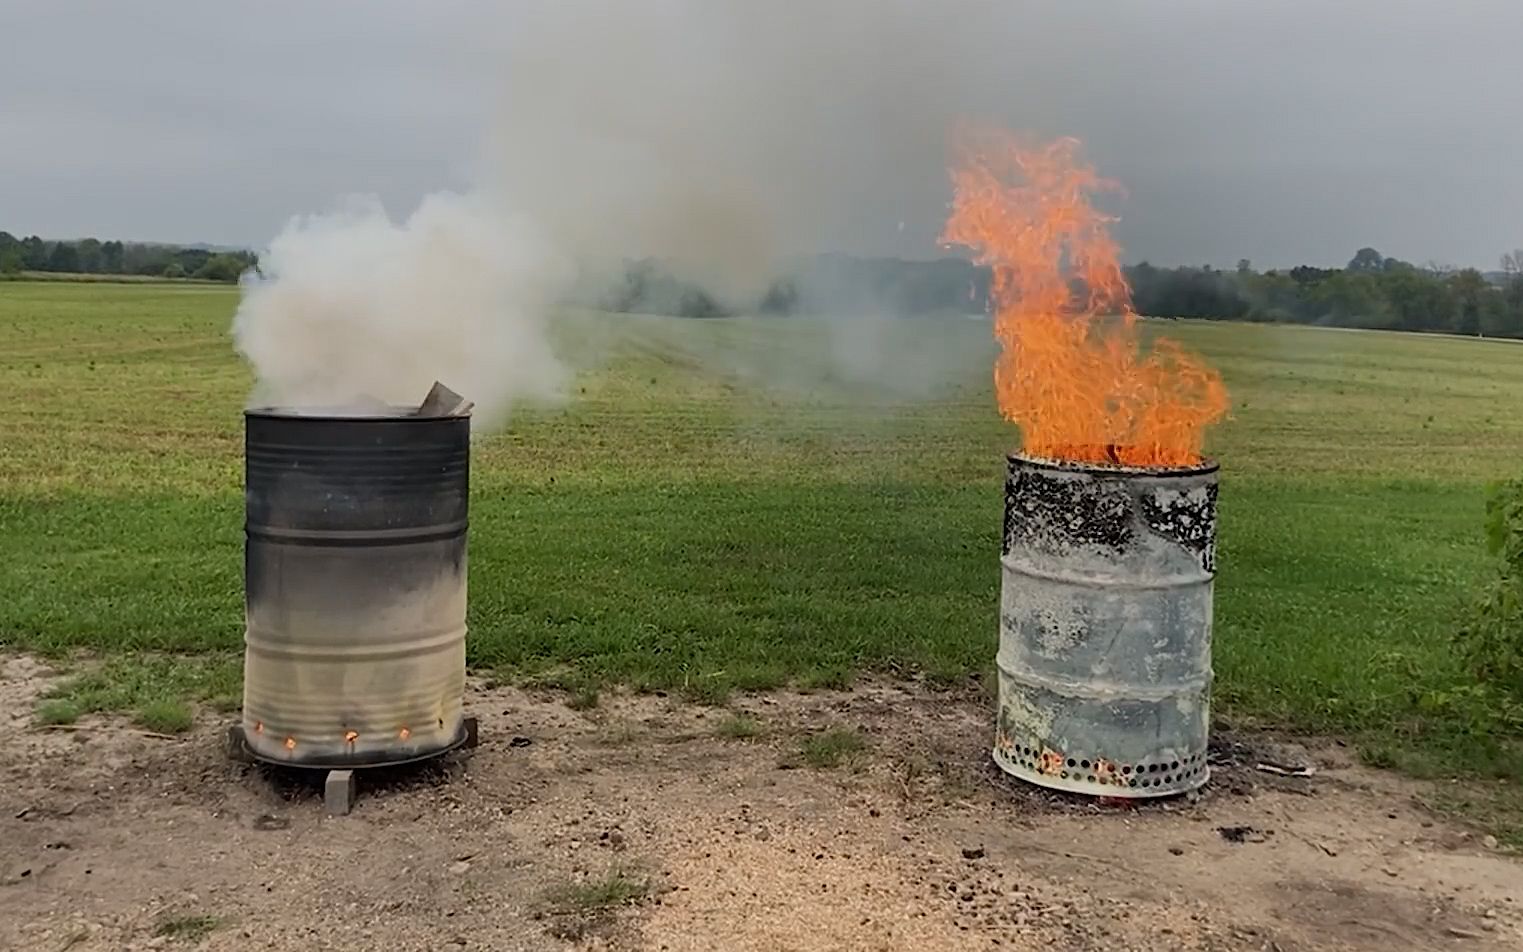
<box><xmin>994</xmin><ymin>452</ymin><xmax>1218</xmax><ymax>797</ymax></box>
<box><xmin>241</xmin><ymin>407</ymin><xmax>470</xmax><ymax>767</ymax></box>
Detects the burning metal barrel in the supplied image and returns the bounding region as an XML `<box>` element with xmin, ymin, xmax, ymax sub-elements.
<box><xmin>241</xmin><ymin>396</ymin><xmax>471</xmax><ymax>768</ymax></box>
<box><xmin>993</xmin><ymin>452</ymin><xmax>1218</xmax><ymax>797</ymax></box>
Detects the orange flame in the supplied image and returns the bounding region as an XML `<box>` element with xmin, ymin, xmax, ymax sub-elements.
<box><xmin>941</xmin><ymin>127</ymin><xmax>1227</xmax><ymax>467</ymax></box>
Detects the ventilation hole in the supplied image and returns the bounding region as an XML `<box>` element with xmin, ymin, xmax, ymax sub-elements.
<box><xmin>1169</xmin><ymin>761</ymin><xmax>1180</xmax><ymax>771</ymax></box>
<box><xmin>1129</xmin><ymin>778</ymin><xmax>1138</xmax><ymax>787</ymax></box>
<box><xmin>1086</xmin><ymin>775</ymin><xmax>1096</xmax><ymax>784</ymax></box>
<box><xmin>1080</xmin><ymin>759</ymin><xmax>1091</xmax><ymax>769</ymax></box>
<box><xmin>1061</xmin><ymin>771</ymin><xmax>1070</xmax><ymax>779</ymax></box>
<box><xmin>1066</xmin><ymin>758</ymin><xmax>1076</xmax><ymax>768</ymax></box>
<box><xmin>1121</xmin><ymin>764</ymin><xmax>1132</xmax><ymax>775</ymax></box>
<box><xmin>1163</xmin><ymin>775</ymin><xmax>1174</xmax><ymax>784</ymax></box>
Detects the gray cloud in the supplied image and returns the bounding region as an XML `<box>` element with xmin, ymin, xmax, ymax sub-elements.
<box><xmin>2</xmin><ymin>0</ymin><xmax>1519</xmax><ymax>269</ymax></box>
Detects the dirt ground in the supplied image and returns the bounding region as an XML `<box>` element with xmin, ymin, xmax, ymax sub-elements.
<box><xmin>2</xmin><ymin>654</ymin><xmax>1519</xmax><ymax>952</ymax></box>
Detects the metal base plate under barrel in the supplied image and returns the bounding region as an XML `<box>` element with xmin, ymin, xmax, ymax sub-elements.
<box><xmin>225</xmin><ymin>717</ymin><xmax>479</xmax><ymax>816</ymax></box>
<box><xmin>994</xmin><ymin>452</ymin><xmax>1218</xmax><ymax>799</ymax></box>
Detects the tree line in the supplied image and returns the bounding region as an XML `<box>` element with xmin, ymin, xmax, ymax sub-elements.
<box><xmin>1128</xmin><ymin>248</ymin><xmax>1523</xmax><ymax>338</ymax></box>
<box><xmin>600</xmin><ymin>246</ymin><xmax>1523</xmax><ymax>340</ymax></box>
<box><xmin>7</xmin><ymin>227</ymin><xmax>1523</xmax><ymax>338</ymax></box>
<box><xmin>0</xmin><ymin>231</ymin><xmax>256</xmax><ymax>283</ymax></box>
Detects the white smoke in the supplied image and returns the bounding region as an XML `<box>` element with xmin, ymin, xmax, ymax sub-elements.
<box><xmin>232</xmin><ymin>1</ymin><xmax>1024</xmax><ymax>420</ymax></box>
<box><xmin>233</xmin><ymin>191</ymin><xmax>569</xmax><ymax>427</ymax></box>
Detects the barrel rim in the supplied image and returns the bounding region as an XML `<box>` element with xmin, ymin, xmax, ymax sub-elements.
<box><xmin>245</xmin><ymin>406</ymin><xmax>471</xmax><ymax>422</ymax></box>
<box><xmin>1008</xmin><ymin>449</ymin><xmax>1218</xmax><ymax>478</ymax></box>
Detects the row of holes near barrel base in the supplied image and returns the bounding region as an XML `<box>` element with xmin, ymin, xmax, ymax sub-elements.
<box><xmin>1003</xmin><ymin>743</ymin><xmax>1209</xmax><ymax>788</ymax></box>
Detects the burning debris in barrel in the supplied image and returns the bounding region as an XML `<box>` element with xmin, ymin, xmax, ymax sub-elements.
<box><xmin>942</xmin><ymin>127</ymin><xmax>1229</xmax><ymax>798</ymax></box>
<box><xmin>941</xmin><ymin>127</ymin><xmax>1228</xmax><ymax>468</ymax></box>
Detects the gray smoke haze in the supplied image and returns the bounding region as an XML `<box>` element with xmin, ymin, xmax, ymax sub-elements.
<box><xmin>234</xmin><ymin>0</ymin><xmax>1022</xmax><ymax>417</ymax></box>
<box><xmin>215</xmin><ymin>0</ymin><xmax>1523</xmax><ymax>418</ymax></box>
<box><xmin>483</xmin><ymin>0</ymin><xmax>1007</xmax><ymax>304</ymax></box>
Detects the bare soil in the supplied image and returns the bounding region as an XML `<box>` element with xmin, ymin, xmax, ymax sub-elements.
<box><xmin>2</xmin><ymin>654</ymin><xmax>1519</xmax><ymax>952</ymax></box>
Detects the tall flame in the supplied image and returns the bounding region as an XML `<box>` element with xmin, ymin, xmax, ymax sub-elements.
<box><xmin>941</xmin><ymin>127</ymin><xmax>1228</xmax><ymax>467</ymax></box>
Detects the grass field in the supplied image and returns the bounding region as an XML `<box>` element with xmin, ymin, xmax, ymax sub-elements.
<box><xmin>2</xmin><ymin>281</ymin><xmax>1521</xmax><ymax>823</ymax></box>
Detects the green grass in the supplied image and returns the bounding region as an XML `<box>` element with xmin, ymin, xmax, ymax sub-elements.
<box><xmin>798</xmin><ymin>728</ymin><xmax>869</xmax><ymax>768</ymax></box>
<box><xmin>715</xmin><ymin>714</ymin><xmax>765</xmax><ymax>740</ymax></box>
<box><xmin>31</xmin><ymin>654</ymin><xmax>239</xmax><ymax>730</ymax></box>
<box><xmin>136</xmin><ymin>698</ymin><xmax>196</xmax><ymax>733</ymax></box>
<box><xmin>2</xmin><ymin>282</ymin><xmax>1522</xmax><ymax>830</ymax></box>
<box><xmin>547</xmin><ymin>868</ymin><xmax>651</xmax><ymax>912</ymax></box>
<box><xmin>153</xmin><ymin>915</ymin><xmax>221</xmax><ymax>942</ymax></box>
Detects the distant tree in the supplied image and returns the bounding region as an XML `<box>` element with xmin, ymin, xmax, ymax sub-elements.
<box><xmin>1236</xmin><ymin>258</ymin><xmax>1252</xmax><ymax>275</ymax></box>
<box><xmin>677</xmin><ymin>288</ymin><xmax>725</xmax><ymax>318</ymax></box>
<box><xmin>1447</xmin><ymin>269</ymin><xmax>1494</xmax><ymax>336</ymax></box>
<box><xmin>1237</xmin><ymin>269</ymin><xmax>1302</xmax><ymax>322</ymax></box>
<box><xmin>1289</xmin><ymin>264</ymin><xmax>1336</xmax><ymax>287</ymax></box>
<box><xmin>1375</xmin><ymin>267</ymin><xmax>1453</xmax><ymax>332</ymax></box>
<box><xmin>1311</xmin><ymin>271</ymin><xmax>1390</xmax><ymax>326</ymax></box>
<box><xmin>1347</xmin><ymin>247</ymin><xmax>1386</xmax><ymax>273</ymax></box>
<box><xmin>173</xmin><ymin>248</ymin><xmax>213</xmax><ymax>274</ymax></box>
<box><xmin>1129</xmin><ymin>265</ymin><xmax>1249</xmax><ymax>320</ymax></box>
<box><xmin>124</xmin><ymin>243</ymin><xmax>172</xmax><ymax>275</ymax></box>
<box><xmin>759</xmin><ymin>279</ymin><xmax>798</xmax><ymax>314</ymax></box>
<box><xmin>162</xmin><ymin>261</ymin><xmax>188</xmax><ymax>279</ymax></box>
<box><xmin>1501</xmin><ymin>249</ymin><xmax>1523</xmax><ymax>277</ymax></box>
<box><xmin>0</xmin><ymin>232</ymin><xmax>18</xmax><ymax>275</ymax></box>
<box><xmin>22</xmin><ymin>235</ymin><xmax>47</xmax><ymax>270</ymax></box>
<box><xmin>46</xmin><ymin>241</ymin><xmax>79</xmax><ymax>273</ymax></box>
<box><xmin>194</xmin><ymin>253</ymin><xmax>249</xmax><ymax>283</ymax></box>
<box><xmin>100</xmin><ymin>240</ymin><xmax>124</xmax><ymax>273</ymax></box>
<box><xmin>75</xmin><ymin>237</ymin><xmax>103</xmax><ymax>273</ymax></box>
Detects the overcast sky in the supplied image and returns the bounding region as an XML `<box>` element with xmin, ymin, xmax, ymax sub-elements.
<box><xmin>3</xmin><ymin>1</ymin><xmax>1520</xmax><ymax>270</ymax></box>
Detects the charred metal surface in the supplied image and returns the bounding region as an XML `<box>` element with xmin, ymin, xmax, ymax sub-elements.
<box><xmin>1140</xmin><ymin>481</ymin><xmax>1219</xmax><ymax>573</ymax></box>
<box><xmin>994</xmin><ymin>452</ymin><xmax>1219</xmax><ymax>798</ymax></box>
<box><xmin>241</xmin><ymin>408</ymin><xmax>471</xmax><ymax>769</ymax></box>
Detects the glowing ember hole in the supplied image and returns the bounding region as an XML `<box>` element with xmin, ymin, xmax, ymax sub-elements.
<box><xmin>941</xmin><ymin>126</ymin><xmax>1228</xmax><ymax>467</ymax></box>
<box><xmin>283</xmin><ymin>736</ymin><xmax>296</xmax><ymax>750</ymax></box>
<box><xmin>253</xmin><ymin>721</ymin><xmax>264</xmax><ymax>734</ymax></box>
<box><xmin>398</xmin><ymin>727</ymin><xmax>411</xmax><ymax>740</ymax></box>
<box><xmin>344</xmin><ymin>731</ymin><xmax>359</xmax><ymax>744</ymax></box>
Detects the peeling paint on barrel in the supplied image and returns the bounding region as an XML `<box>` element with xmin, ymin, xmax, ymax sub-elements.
<box><xmin>994</xmin><ymin>452</ymin><xmax>1218</xmax><ymax>797</ymax></box>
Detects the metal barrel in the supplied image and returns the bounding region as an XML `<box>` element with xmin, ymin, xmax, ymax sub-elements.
<box><xmin>993</xmin><ymin>452</ymin><xmax>1218</xmax><ymax>797</ymax></box>
<box><xmin>241</xmin><ymin>408</ymin><xmax>470</xmax><ymax>768</ymax></box>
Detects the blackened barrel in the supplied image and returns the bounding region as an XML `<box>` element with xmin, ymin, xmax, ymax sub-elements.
<box><xmin>241</xmin><ymin>408</ymin><xmax>470</xmax><ymax>767</ymax></box>
<box><xmin>994</xmin><ymin>452</ymin><xmax>1218</xmax><ymax>797</ymax></box>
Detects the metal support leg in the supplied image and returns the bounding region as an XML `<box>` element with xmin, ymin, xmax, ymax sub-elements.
<box><xmin>224</xmin><ymin>725</ymin><xmax>254</xmax><ymax>764</ymax></box>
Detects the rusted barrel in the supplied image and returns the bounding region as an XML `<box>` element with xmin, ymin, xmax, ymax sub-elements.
<box><xmin>993</xmin><ymin>452</ymin><xmax>1218</xmax><ymax>797</ymax></box>
<box><xmin>241</xmin><ymin>406</ymin><xmax>470</xmax><ymax>767</ymax></box>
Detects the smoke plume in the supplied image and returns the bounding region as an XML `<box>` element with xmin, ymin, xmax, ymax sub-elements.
<box><xmin>233</xmin><ymin>1</ymin><xmax>1028</xmax><ymax>419</ymax></box>
<box><xmin>233</xmin><ymin>192</ymin><xmax>568</xmax><ymax>426</ymax></box>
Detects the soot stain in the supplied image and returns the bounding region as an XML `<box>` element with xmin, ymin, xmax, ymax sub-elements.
<box><xmin>1140</xmin><ymin>482</ymin><xmax>1218</xmax><ymax>572</ymax></box>
<box><xmin>1003</xmin><ymin>466</ymin><xmax>1133</xmax><ymax>556</ymax></box>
